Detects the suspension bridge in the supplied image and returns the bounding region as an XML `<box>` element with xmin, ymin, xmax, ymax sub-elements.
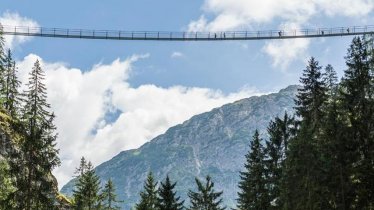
<box><xmin>2</xmin><ymin>25</ymin><xmax>374</xmax><ymax>41</ymax></box>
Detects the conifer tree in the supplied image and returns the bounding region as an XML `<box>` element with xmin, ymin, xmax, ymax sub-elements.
<box><xmin>75</xmin><ymin>156</ymin><xmax>88</xmax><ymax>177</ymax></box>
<box><xmin>157</xmin><ymin>175</ymin><xmax>184</xmax><ymax>210</ymax></box>
<box><xmin>295</xmin><ymin>57</ymin><xmax>327</xmax><ymax>127</ymax></box>
<box><xmin>324</xmin><ymin>64</ymin><xmax>338</xmax><ymax>97</ymax></box>
<box><xmin>2</xmin><ymin>49</ymin><xmax>21</xmax><ymax>117</ymax></box>
<box><xmin>264</xmin><ymin>113</ymin><xmax>295</xmax><ymax>208</ymax></box>
<box><xmin>101</xmin><ymin>179</ymin><xmax>122</xmax><ymax>210</ymax></box>
<box><xmin>340</xmin><ymin>36</ymin><xmax>374</xmax><ymax>209</ymax></box>
<box><xmin>0</xmin><ymin>24</ymin><xmax>6</xmax><ymax>78</ymax></box>
<box><xmin>188</xmin><ymin>175</ymin><xmax>225</xmax><ymax>210</ymax></box>
<box><xmin>237</xmin><ymin>130</ymin><xmax>269</xmax><ymax>210</ymax></box>
<box><xmin>18</xmin><ymin>59</ymin><xmax>60</xmax><ymax>210</ymax></box>
<box><xmin>285</xmin><ymin>57</ymin><xmax>331</xmax><ymax>209</ymax></box>
<box><xmin>136</xmin><ymin>172</ymin><xmax>159</xmax><ymax>210</ymax></box>
<box><xmin>73</xmin><ymin>161</ymin><xmax>101</xmax><ymax>210</ymax></box>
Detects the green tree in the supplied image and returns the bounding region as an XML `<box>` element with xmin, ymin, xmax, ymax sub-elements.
<box><xmin>295</xmin><ymin>57</ymin><xmax>327</xmax><ymax>127</ymax></box>
<box><xmin>0</xmin><ymin>158</ymin><xmax>15</xmax><ymax>209</ymax></box>
<box><xmin>285</xmin><ymin>57</ymin><xmax>331</xmax><ymax>209</ymax></box>
<box><xmin>101</xmin><ymin>179</ymin><xmax>122</xmax><ymax>210</ymax></box>
<box><xmin>340</xmin><ymin>36</ymin><xmax>374</xmax><ymax>209</ymax></box>
<box><xmin>136</xmin><ymin>172</ymin><xmax>159</xmax><ymax>210</ymax></box>
<box><xmin>73</xmin><ymin>161</ymin><xmax>101</xmax><ymax>210</ymax></box>
<box><xmin>18</xmin><ymin>59</ymin><xmax>60</xmax><ymax>210</ymax></box>
<box><xmin>264</xmin><ymin>113</ymin><xmax>295</xmax><ymax>209</ymax></box>
<box><xmin>0</xmin><ymin>24</ymin><xmax>6</xmax><ymax>81</ymax></box>
<box><xmin>237</xmin><ymin>130</ymin><xmax>270</xmax><ymax>210</ymax></box>
<box><xmin>157</xmin><ymin>175</ymin><xmax>184</xmax><ymax>210</ymax></box>
<box><xmin>188</xmin><ymin>175</ymin><xmax>225</xmax><ymax>210</ymax></box>
<box><xmin>2</xmin><ymin>49</ymin><xmax>21</xmax><ymax>117</ymax></box>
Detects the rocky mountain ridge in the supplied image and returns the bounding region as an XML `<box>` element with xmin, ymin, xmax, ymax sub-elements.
<box><xmin>61</xmin><ymin>85</ymin><xmax>298</xmax><ymax>209</ymax></box>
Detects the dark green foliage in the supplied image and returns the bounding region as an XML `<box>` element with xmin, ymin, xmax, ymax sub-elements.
<box><xmin>0</xmin><ymin>158</ymin><xmax>15</xmax><ymax>209</ymax></box>
<box><xmin>73</xmin><ymin>161</ymin><xmax>101</xmax><ymax>210</ymax></box>
<box><xmin>157</xmin><ymin>175</ymin><xmax>184</xmax><ymax>210</ymax></box>
<box><xmin>0</xmin><ymin>24</ymin><xmax>6</xmax><ymax>76</ymax></box>
<box><xmin>264</xmin><ymin>113</ymin><xmax>295</xmax><ymax>209</ymax></box>
<box><xmin>136</xmin><ymin>172</ymin><xmax>159</xmax><ymax>210</ymax></box>
<box><xmin>2</xmin><ymin>49</ymin><xmax>21</xmax><ymax>118</ymax></box>
<box><xmin>101</xmin><ymin>179</ymin><xmax>122</xmax><ymax>210</ymax></box>
<box><xmin>188</xmin><ymin>175</ymin><xmax>225</xmax><ymax>210</ymax></box>
<box><xmin>260</xmin><ymin>37</ymin><xmax>374</xmax><ymax>209</ymax></box>
<box><xmin>339</xmin><ymin>36</ymin><xmax>374</xmax><ymax>209</ymax></box>
<box><xmin>295</xmin><ymin>57</ymin><xmax>327</xmax><ymax>127</ymax></box>
<box><xmin>237</xmin><ymin>130</ymin><xmax>270</xmax><ymax>210</ymax></box>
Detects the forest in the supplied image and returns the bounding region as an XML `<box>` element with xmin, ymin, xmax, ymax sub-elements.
<box><xmin>0</xmin><ymin>26</ymin><xmax>373</xmax><ymax>209</ymax></box>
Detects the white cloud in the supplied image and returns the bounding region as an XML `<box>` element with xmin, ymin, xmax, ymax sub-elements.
<box><xmin>171</xmin><ymin>51</ymin><xmax>184</xmax><ymax>58</ymax></box>
<box><xmin>0</xmin><ymin>12</ymin><xmax>39</xmax><ymax>50</ymax></box>
<box><xmin>188</xmin><ymin>0</ymin><xmax>374</xmax><ymax>68</ymax></box>
<box><xmin>262</xmin><ymin>22</ymin><xmax>310</xmax><ymax>70</ymax></box>
<box><xmin>16</xmin><ymin>54</ymin><xmax>261</xmax><ymax>188</ymax></box>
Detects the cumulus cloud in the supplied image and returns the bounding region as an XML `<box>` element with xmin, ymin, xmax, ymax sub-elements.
<box><xmin>262</xmin><ymin>22</ymin><xmax>310</xmax><ymax>70</ymax></box>
<box><xmin>0</xmin><ymin>12</ymin><xmax>39</xmax><ymax>50</ymax></box>
<box><xmin>188</xmin><ymin>0</ymin><xmax>374</xmax><ymax>68</ymax></box>
<box><xmin>16</xmin><ymin>54</ymin><xmax>261</xmax><ymax>188</ymax></box>
<box><xmin>171</xmin><ymin>51</ymin><xmax>184</xmax><ymax>58</ymax></box>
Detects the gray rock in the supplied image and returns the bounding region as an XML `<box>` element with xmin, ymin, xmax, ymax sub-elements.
<box><xmin>61</xmin><ymin>85</ymin><xmax>298</xmax><ymax>209</ymax></box>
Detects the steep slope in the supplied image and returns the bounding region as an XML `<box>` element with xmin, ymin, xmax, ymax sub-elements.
<box><xmin>61</xmin><ymin>85</ymin><xmax>298</xmax><ymax>209</ymax></box>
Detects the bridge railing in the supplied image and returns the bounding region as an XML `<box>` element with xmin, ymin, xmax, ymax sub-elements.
<box><xmin>1</xmin><ymin>25</ymin><xmax>374</xmax><ymax>40</ymax></box>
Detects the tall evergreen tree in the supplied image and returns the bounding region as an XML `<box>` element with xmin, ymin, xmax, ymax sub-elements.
<box><xmin>18</xmin><ymin>59</ymin><xmax>60</xmax><ymax>210</ymax></box>
<box><xmin>157</xmin><ymin>175</ymin><xmax>184</xmax><ymax>210</ymax></box>
<box><xmin>340</xmin><ymin>36</ymin><xmax>374</xmax><ymax>209</ymax></box>
<box><xmin>264</xmin><ymin>113</ymin><xmax>295</xmax><ymax>209</ymax></box>
<box><xmin>136</xmin><ymin>172</ymin><xmax>159</xmax><ymax>210</ymax></box>
<box><xmin>0</xmin><ymin>24</ymin><xmax>6</xmax><ymax>80</ymax></box>
<box><xmin>75</xmin><ymin>156</ymin><xmax>88</xmax><ymax>177</ymax></box>
<box><xmin>295</xmin><ymin>57</ymin><xmax>327</xmax><ymax>127</ymax></box>
<box><xmin>188</xmin><ymin>175</ymin><xmax>225</xmax><ymax>210</ymax></box>
<box><xmin>101</xmin><ymin>179</ymin><xmax>121</xmax><ymax>210</ymax></box>
<box><xmin>285</xmin><ymin>57</ymin><xmax>330</xmax><ymax>209</ymax></box>
<box><xmin>73</xmin><ymin>161</ymin><xmax>101</xmax><ymax>210</ymax></box>
<box><xmin>237</xmin><ymin>130</ymin><xmax>269</xmax><ymax>210</ymax></box>
<box><xmin>2</xmin><ymin>49</ymin><xmax>21</xmax><ymax>117</ymax></box>
<box><xmin>323</xmin><ymin>64</ymin><xmax>338</xmax><ymax>97</ymax></box>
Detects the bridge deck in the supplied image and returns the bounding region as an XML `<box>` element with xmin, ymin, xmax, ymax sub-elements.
<box><xmin>2</xmin><ymin>25</ymin><xmax>374</xmax><ymax>41</ymax></box>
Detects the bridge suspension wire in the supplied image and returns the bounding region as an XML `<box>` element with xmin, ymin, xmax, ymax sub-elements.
<box><xmin>1</xmin><ymin>25</ymin><xmax>374</xmax><ymax>41</ymax></box>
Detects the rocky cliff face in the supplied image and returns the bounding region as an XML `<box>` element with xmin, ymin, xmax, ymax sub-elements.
<box><xmin>61</xmin><ymin>85</ymin><xmax>298</xmax><ymax>209</ymax></box>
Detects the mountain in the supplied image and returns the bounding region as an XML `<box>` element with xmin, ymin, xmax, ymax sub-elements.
<box><xmin>61</xmin><ymin>85</ymin><xmax>298</xmax><ymax>209</ymax></box>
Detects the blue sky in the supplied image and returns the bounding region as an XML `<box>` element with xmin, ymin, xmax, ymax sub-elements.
<box><xmin>3</xmin><ymin>0</ymin><xmax>371</xmax><ymax>92</ymax></box>
<box><xmin>1</xmin><ymin>0</ymin><xmax>374</xmax><ymax>187</ymax></box>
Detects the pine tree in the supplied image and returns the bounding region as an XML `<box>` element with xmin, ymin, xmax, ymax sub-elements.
<box><xmin>188</xmin><ymin>175</ymin><xmax>225</xmax><ymax>210</ymax></box>
<box><xmin>340</xmin><ymin>36</ymin><xmax>374</xmax><ymax>209</ymax></box>
<box><xmin>101</xmin><ymin>179</ymin><xmax>122</xmax><ymax>210</ymax></box>
<box><xmin>0</xmin><ymin>23</ymin><xmax>6</xmax><ymax>106</ymax></box>
<box><xmin>136</xmin><ymin>172</ymin><xmax>159</xmax><ymax>210</ymax></box>
<box><xmin>284</xmin><ymin>57</ymin><xmax>331</xmax><ymax>209</ymax></box>
<box><xmin>18</xmin><ymin>59</ymin><xmax>60</xmax><ymax>210</ymax></box>
<box><xmin>2</xmin><ymin>49</ymin><xmax>21</xmax><ymax>117</ymax></box>
<box><xmin>75</xmin><ymin>156</ymin><xmax>88</xmax><ymax>177</ymax></box>
<box><xmin>324</xmin><ymin>64</ymin><xmax>338</xmax><ymax>97</ymax></box>
<box><xmin>237</xmin><ymin>130</ymin><xmax>270</xmax><ymax>210</ymax></box>
<box><xmin>264</xmin><ymin>113</ymin><xmax>295</xmax><ymax>209</ymax></box>
<box><xmin>0</xmin><ymin>24</ymin><xmax>6</xmax><ymax>80</ymax></box>
<box><xmin>157</xmin><ymin>175</ymin><xmax>184</xmax><ymax>210</ymax></box>
<box><xmin>295</xmin><ymin>57</ymin><xmax>328</xmax><ymax>127</ymax></box>
<box><xmin>73</xmin><ymin>161</ymin><xmax>101</xmax><ymax>210</ymax></box>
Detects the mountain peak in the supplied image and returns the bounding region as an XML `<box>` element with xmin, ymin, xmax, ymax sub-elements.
<box><xmin>61</xmin><ymin>85</ymin><xmax>297</xmax><ymax>209</ymax></box>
